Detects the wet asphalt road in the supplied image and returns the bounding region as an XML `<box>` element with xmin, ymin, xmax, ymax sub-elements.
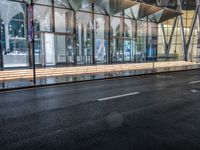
<box><xmin>1</xmin><ymin>69</ymin><xmax>200</xmax><ymax>150</ymax></box>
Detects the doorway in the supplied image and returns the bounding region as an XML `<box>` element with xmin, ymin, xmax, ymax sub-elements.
<box><xmin>36</xmin><ymin>33</ymin><xmax>75</xmax><ymax>67</ymax></box>
<box><xmin>54</xmin><ymin>34</ymin><xmax>74</xmax><ymax>65</ymax></box>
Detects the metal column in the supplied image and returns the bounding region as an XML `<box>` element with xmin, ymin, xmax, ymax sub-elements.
<box><xmin>73</xmin><ymin>11</ymin><xmax>77</xmax><ymax>65</ymax></box>
<box><xmin>167</xmin><ymin>17</ymin><xmax>178</xmax><ymax>55</ymax></box>
<box><xmin>108</xmin><ymin>15</ymin><xmax>111</xmax><ymax>64</ymax></box>
<box><xmin>30</xmin><ymin>0</ymin><xmax>36</xmax><ymax>84</ymax></box>
<box><xmin>0</xmin><ymin>11</ymin><xmax>3</xmax><ymax>69</ymax></box>
<box><xmin>92</xmin><ymin>3</ymin><xmax>95</xmax><ymax>65</ymax></box>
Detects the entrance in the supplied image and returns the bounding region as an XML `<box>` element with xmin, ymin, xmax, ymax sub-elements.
<box><xmin>35</xmin><ymin>33</ymin><xmax>75</xmax><ymax>67</ymax></box>
<box><xmin>55</xmin><ymin>34</ymin><xmax>74</xmax><ymax>65</ymax></box>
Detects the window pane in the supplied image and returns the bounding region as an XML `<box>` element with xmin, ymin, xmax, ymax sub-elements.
<box><xmin>76</xmin><ymin>12</ymin><xmax>93</xmax><ymax>65</ymax></box>
<box><xmin>94</xmin><ymin>14</ymin><xmax>109</xmax><ymax>63</ymax></box>
<box><xmin>54</xmin><ymin>8</ymin><xmax>74</xmax><ymax>33</ymax></box>
<box><xmin>0</xmin><ymin>1</ymin><xmax>29</xmax><ymax>68</ymax></box>
<box><xmin>34</xmin><ymin>5</ymin><xmax>53</xmax><ymax>32</ymax></box>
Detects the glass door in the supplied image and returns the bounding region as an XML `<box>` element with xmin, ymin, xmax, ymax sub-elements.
<box><xmin>35</xmin><ymin>32</ymin><xmax>55</xmax><ymax>67</ymax></box>
<box><xmin>54</xmin><ymin>34</ymin><xmax>74</xmax><ymax>65</ymax></box>
<box><xmin>55</xmin><ymin>35</ymin><xmax>66</xmax><ymax>64</ymax></box>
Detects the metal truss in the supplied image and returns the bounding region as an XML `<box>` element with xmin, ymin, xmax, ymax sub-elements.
<box><xmin>158</xmin><ymin>0</ymin><xmax>200</xmax><ymax>61</ymax></box>
<box><xmin>178</xmin><ymin>0</ymin><xmax>200</xmax><ymax>61</ymax></box>
<box><xmin>161</xmin><ymin>17</ymin><xmax>178</xmax><ymax>57</ymax></box>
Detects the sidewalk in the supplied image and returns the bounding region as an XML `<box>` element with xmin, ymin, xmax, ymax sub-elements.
<box><xmin>0</xmin><ymin>61</ymin><xmax>199</xmax><ymax>82</ymax></box>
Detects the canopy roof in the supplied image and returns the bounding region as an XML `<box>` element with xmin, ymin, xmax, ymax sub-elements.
<box><xmin>126</xmin><ymin>2</ymin><xmax>162</xmax><ymax>20</ymax></box>
<box><xmin>148</xmin><ymin>8</ymin><xmax>182</xmax><ymax>23</ymax></box>
<box><xmin>68</xmin><ymin>0</ymin><xmax>94</xmax><ymax>11</ymax></box>
<box><xmin>2</xmin><ymin>0</ymin><xmax>182</xmax><ymax>23</ymax></box>
<box><xmin>94</xmin><ymin>0</ymin><xmax>138</xmax><ymax>15</ymax></box>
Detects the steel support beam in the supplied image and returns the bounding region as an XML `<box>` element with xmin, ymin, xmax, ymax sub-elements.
<box><xmin>108</xmin><ymin>15</ymin><xmax>111</xmax><ymax>64</ymax></box>
<box><xmin>179</xmin><ymin>15</ymin><xmax>187</xmax><ymax>61</ymax></box>
<box><xmin>167</xmin><ymin>17</ymin><xmax>178</xmax><ymax>55</ymax></box>
<box><xmin>30</xmin><ymin>0</ymin><xmax>36</xmax><ymax>84</ymax></box>
<box><xmin>92</xmin><ymin>3</ymin><xmax>95</xmax><ymax>65</ymax></box>
<box><xmin>186</xmin><ymin>5</ymin><xmax>200</xmax><ymax>52</ymax></box>
<box><xmin>160</xmin><ymin>23</ymin><xmax>168</xmax><ymax>56</ymax></box>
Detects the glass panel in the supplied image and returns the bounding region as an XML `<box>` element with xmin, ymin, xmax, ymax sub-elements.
<box><xmin>94</xmin><ymin>14</ymin><xmax>109</xmax><ymax>64</ymax></box>
<box><xmin>54</xmin><ymin>35</ymin><xmax>74</xmax><ymax>64</ymax></box>
<box><xmin>124</xmin><ymin>39</ymin><xmax>132</xmax><ymax>61</ymax></box>
<box><xmin>124</xmin><ymin>19</ymin><xmax>134</xmax><ymax>62</ymax></box>
<box><xmin>111</xmin><ymin>38</ymin><xmax>123</xmax><ymax>63</ymax></box>
<box><xmin>157</xmin><ymin>24</ymin><xmax>166</xmax><ymax>61</ymax></box>
<box><xmin>167</xmin><ymin>18</ymin><xmax>184</xmax><ymax>61</ymax></box>
<box><xmin>188</xmin><ymin>18</ymin><xmax>199</xmax><ymax>62</ymax></box>
<box><xmin>44</xmin><ymin>33</ymin><xmax>55</xmax><ymax>66</ymax></box>
<box><xmin>34</xmin><ymin>32</ymin><xmax>43</xmax><ymax>65</ymax></box>
<box><xmin>76</xmin><ymin>11</ymin><xmax>93</xmax><ymax>65</ymax></box>
<box><xmin>147</xmin><ymin>22</ymin><xmax>158</xmax><ymax>61</ymax></box>
<box><xmin>66</xmin><ymin>36</ymin><xmax>74</xmax><ymax>64</ymax></box>
<box><xmin>0</xmin><ymin>1</ymin><xmax>29</xmax><ymax>67</ymax></box>
<box><xmin>0</xmin><ymin>0</ymin><xmax>33</xmax><ymax>89</ymax></box>
<box><xmin>111</xmin><ymin>17</ymin><xmax>123</xmax><ymax>37</ymax></box>
<box><xmin>111</xmin><ymin>17</ymin><xmax>124</xmax><ymax>63</ymax></box>
<box><xmin>55</xmin><ymin>35</ymin><xmax>67</xmax><ymax>63</ymax></box>
<box><xmin>34</xmin><ymin>5</ymin><xmax>53</xmax><ymax>32</ymax></box>
<box><xmin>34</xmin><ymin>33</ymin><xmax>55</xmax><ymax>66</ymax></box>
<box><xmin>54</xmin><ymin>8</ymin><xmax>74</xmax><ymax>33</ymax></box>
<box><xmin>136</xmin><ymin>21</ymin><xmax>146</xmax><ymax>62</ymax></box>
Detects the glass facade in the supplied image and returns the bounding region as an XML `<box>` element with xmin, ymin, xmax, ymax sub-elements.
<box><xmin>0</xmin><ymin>0</ymin><xmax>200</xmax><ymax>89</ymax></box>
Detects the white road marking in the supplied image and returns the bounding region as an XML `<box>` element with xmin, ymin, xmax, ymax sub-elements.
<box><xmin>98</xmin><ymin>92</ymin><xmax>140</xmax><ymax>101</ymax></box>
<box><xmin>189</xmin><ymin>80</ymin><xmax>200</xmax><ymax>84</ymax></box>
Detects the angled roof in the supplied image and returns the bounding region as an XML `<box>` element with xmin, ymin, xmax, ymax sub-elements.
<box><xmin>148</xmin><ymin>8</ymin><xmax>182</xmax><ymax>23</ymax></box>
<box><xmin>128</xmin><ymin>3</ymin><xmax>161</xmax><ymax>19</ymax></box>
<box><xmin>68</xmin><ymin>0</ymin><xmax>94</xmax><ymax>11</ymax></box>
<box><xmin>94</xmin><ymin>0</ymin><xmax>138</xmax><ymax>15</ymax></box>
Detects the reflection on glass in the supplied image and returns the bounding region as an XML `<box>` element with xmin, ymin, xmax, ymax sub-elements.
<box><xmin>54</xmin><ymin>8</ymin><xmax>74</xmax><ymax>33</ymax></box>
<box><xmin>76</xmin><ymin>12</ymin><xmax>93</xmax><ymax>65</ymax></box>
<box><xmin>34</xmin><ymin>5</ymin><xmax>53</xmax><ymax>32</ymax></box>
<box><xmin>0</xmin><ymin>1</ymin><xmax>29</xmax><ymax>67</ymax></box>
<box><xmin>54</xmin><ymin>35</ymin><xmax>74</xmax><ymax>64</ymax></box>
<box><xmin>94</xmin><ymin>14</ymin><xmax>109</xmax><ymax>64</ymax></box>
<box><xmin>111</xmin><ymin>17</ymin><xmax>124</xmax><ymax>63</ymax></box>
<box><xmin>136</xmin><ymin>21</ymin><xmax>146</xmax><ymax>62</ymax></box>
